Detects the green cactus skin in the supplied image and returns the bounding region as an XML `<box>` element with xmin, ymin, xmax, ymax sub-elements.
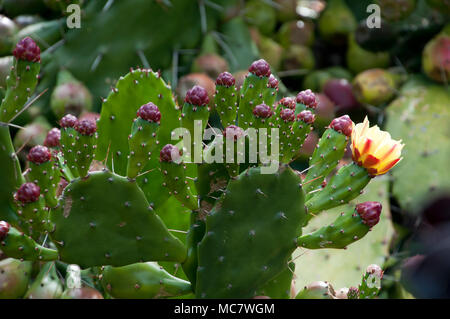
<box><xmin>0</xmin><ymin>57</ymin><xmax>40</xmax><ymax>123</ymax></box>
<box><xmin>96</xmin><ymin>69</ymin><xmax>180</xmax><ymax>176</ymax></box>
<box><xmin>100</xmin><ymin>262</ymin><xmax>192</xmax><ymax>299</ymax></box>
<box><xmin>0</xmin><ymin>125</ymin><xmax>24</xmax><ymax>225</ymax></box>
<box><xmin>126</xmin><ymin>118</ymin><xmax>159</xmax><ymax>179</ymax></box>
<box><xmin>73</xmin><ymin>132</ymin><xmax>96</xmax><ymax>177</ymax></box>
<box><xmin>297</xmin><ymin>205</ymin><xmax>373</xmax><ymax>249</ymax></box>
<box><xmin>256</xmin><ymin>262</ymin><xmax>295</xmax><ymax>299</ymax></box>
<box><xmin>182</xmin><ymin>212</ymin><xmax>206</xmax><ymax>292</ymax></box>
<box><xmin>195</xmin><ymin>165</ymin><xmax>306</xmax><ymax>299</ymax></box>
<box><xmin>50</xmin><ymin>170</ymin><xmax>187</xmax><ymax>268</ymax></box>
<box><xmin>214</xmin><ymin>84</ymin><xmax>238</xmax><ymax>128</ymax></box>
<box><xmin>1</xmin><ymin>224</ymin><xmax>58</xmax><ymax>261</ymax></box>
<box><xmin>306</xmin><ymin>163</ymin><xmax>371</xmax><ymax>215</ymax></box>
<box><xmin>385</xmin><ymin>77</ymin><xmax>450</xmax><ymax>215</ymax></box>
<box><xmin>180</xmin><ymin>102</ymin><xmax>209</xmax><ymax>158</ymax></box>
<box><xmin>24</xmin><ymin>262</ymin><xmax>63</xmax><ymax>299</ymax></box>
<box><xmin>160</xmin><ymin>161</ymin><xmax>198</xmax><ymax>211</ymax></box>
<box><xmin>238</xmin><ymin>73</ymin><xmax>269</xmax><ymax>130</ymax></box>
<box><xmin>288</xmin><ymin>118</ymin><xmax>313</xmax><ymax>161</ymax></box>
<box><xmin>304</xmin><ymin>129</ymin><xmax>349</xmax><ymax>198</ymax></box>
<box><xmin>0</xmin><ymin>258</ymin><xmax>32</xmax><ymax>299</ymax></box>
<box><xmin>60</xmin><ymin>126</ymin><xmax>79</xmax><ymax>178</ymax></box>
<box><xmin>16</xmin><ymin>197</ymin><xmax>51</xmax><ymax>236</ymax></box>
<box><xmin>27</xmin><ymin>160</ymin><xmax>60</xmax><ymax>208</ymax></box>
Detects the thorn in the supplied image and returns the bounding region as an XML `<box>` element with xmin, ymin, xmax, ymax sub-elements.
<box><xmin>8</xmin><ymin>89</ymin><xmax>48</xmax><ymax>124</ymax></box>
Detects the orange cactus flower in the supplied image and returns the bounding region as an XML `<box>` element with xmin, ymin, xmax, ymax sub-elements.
<box><xmin>351</xmin><ymin>117</ymin><xmax>404</xmax><ymax>176</ymax></box>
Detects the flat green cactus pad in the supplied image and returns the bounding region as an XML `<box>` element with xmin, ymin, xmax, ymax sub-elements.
<box><xmin>385</xmin><ymin>77</ymin><xmax>450</xmax><ymax>215</ymax></box>
<box><xmin>293</xmin><ymin>175</ymin><xmax>394</xmax><ymax>291</ymax></box>
<box><xmin>196</xmin><ymin>165</ymin><xmax>306</xmax><ymax>298</ymax></box>
<box><xmin>50</xmin><ymin>170</ymin><xmax>187</xmax><ymax>268</ymax></box>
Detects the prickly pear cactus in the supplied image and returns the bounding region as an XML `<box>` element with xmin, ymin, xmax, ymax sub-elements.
<box><xmin>0</xmin><ymin>36</ymin><xmax>403</xmax><ymax>299</ymax></box>
<box><xmin>385</xmin><ymin>76</ymin><xmax>450</xmax><ymax>215</ymax></box>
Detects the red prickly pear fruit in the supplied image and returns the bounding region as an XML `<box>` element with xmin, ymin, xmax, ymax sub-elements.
<box><xmin>27</xmin><ymin>145</ymin><xmax>51</xmax><ymax>164</ymax></box>
<box><xmin>314</xmin><ymin>93</ymin><xmax>335</xmax><ymax>127</ymax></box>
<box><xmin>223</xmin><ymin>125</ymin><xmax>245</xmax><ymax>140</ymax></box>
<box><xmin>297</xmin><ymin>110</ymin><xmax>315</xmax><ymax>124</ymax></box>
<box><xmin>75</xmin><ymin>119</ymin><xmax>97</xmax><ymax>136</ymax></box>
<box><xmin>13</xmin><ymin>37</ymin><xmax>40</xmax><ymax>62</ymax></box>
<box><xmin>278</xmin><ymin>97</ymin><xmax>296</xmax><ymax>110</ymax></box>
<box><xmin>137</xmin><ymin>102</ymin><xmax>161</xmax><ymax>123</ymax></box>
<box><xmin>252</xmin><ymin>103</ymin><xmax>273</xmax><ymax>118</ymax></box>
<box><xmin>192</xmin><ymin>53</ymin><xmax>229</xmax><ymax>79</ymax></box>
<box><xmin>0</xmin><ymin>221</ymin><xmax>10</xmax><ymax>241</ymax></box>
<box><xmin>184</xmin><ymin>85</ymin><xmax>210</xmax><ymax>106</ymax></box>
<box><xmin>44</xmin><ymin>128</ymin><xmax>61</xmax><ymax>148</ymax></box>
<box><xmin>296</xmin><ymin>89</ymin><xmax>318</xmax><ymax>108</ymax></box>
<box><xmin>267</xmin><ymin>74</ymin><xmax>279</xmax><ymax>88</ymax></box>
<box><xmin>216</xmin><ymin>72</ymin><xmax>235</xmax><ymax>87</ymax></box>
<box><xmin>423</xmin><ymin>34</ymin><xmax>450</xmax><ymax>84</ymax></box>
<box><xmin>329</xmin><ymin>115</ymin><xmax>353</xmax><ymax>136</ymax></box>
<box><xmin>176</xmin><ymin>73</ymin><xmax>215</xmax><ymax>105</ymax></box>
<box><xmin>60</xmin><ymin>114</ymin><xmax>78</xmax><ymax>128</ymax></box>
<box><xmin>323</xmin><ymin>79</ymin><xmax>359</xmax><ymax>112</ymax></box>
<box><xmin>15</xmin><ymin>182</ymin><xmax>40</xmax><ymax>203</ymax></box>
<box><xmin>280</xmin><ymin>108</ymin><xmax>295</xmax><ymax>122</ymax></box>
<box><xmin>299</xmin><ymin>131</ymin><xmax>318</xmax><ymax>157</ymax></box>
<box><xmin>160</xmin><ymin>144</ymin><xmax>182</xmax><ymax>163</ymax></box>
<box><xmin>248</xmin><ymin>59</ymin><xmax>271</xmax><ymax>77</ymax></box>
<box><xmin>356</xmin><ymin>201</ymin><xmax>382</xmax><ymax>228</ymax></box>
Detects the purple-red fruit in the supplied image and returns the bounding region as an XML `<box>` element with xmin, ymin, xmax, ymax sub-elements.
<box><xmin>160</xmin><ymin>144</ymin><xmax>181</xmax><ymax>163</ymax></box>
<box><xmin>356</xmin><ymin>201</ymin><xmax>382</xmax><ymax>228</ymax></box>
<box><xmin>297</xmin><ymin>110</ymin><xmax>315</xmax><ymax>124</ymax></box>
<box><xmin>296</xmin><ymin>89</ymin><xmax>318</xmax><ymax>108</ymax></box>
<box><xmin>75</xmin><ymin>119</ymin><xmax>97</xmax><ymax>136</ymax></box>
<box><xmin>137</xmin><ymin>102</ymin><xmax>161</xmax><ymax>123</ymax></box>
<box><xmin>216</xmin><ymin>72</ymin><xmax>236</xmax><ymax>87</ymax></box>
<box><xmin>323</xmin><ymin>79</ymin><xmax>359</xmax><ymax>112</ymax></box>
<box><xmin>223</xmin><ymin>125</ymin><xmax>245</xmax><ymax>140</ymax></box>
<box><xmin>253</xmin><ymin>103</ymin><xmax>273</xmax><ymax>118</ymax></box>
<box><xmin>13</xmin><ymin>37</ymin><xmax>40</xmax><ymax>63</ymax></box>
<box><xmin>280</xmin><ymin>108</ymin><xmax>295</xmax><ymax>122</ymax></box>
<box><xmin>278</xmin><ymin>97</ymin><xmax>296</xmax><ymax>110</ymax></box>
<box><xmin>185</xmin><ymin>85</ymin><xmax>210</xmax><ymax>106</ymax></box>
<box><xmin>27</xmin><ymin>145</ymin><xmax>51</xmax><ymax>164</ymax></box>
<box><xmin>267</xmin><ymin>74</ymin><xmax>279</xmax><ymax>88</ymax></box>
<box><xmin>330</xmin><ymin>115</ymin><xmax>353</xmax><ymax>136</ymax></box>
<box><xmin>60</xmin><ymin>114</ymin><xmax>78</xmax><ymax>128</ymax></box>
<box><xmin>15</xmin><ymin>183</ymin><xmax>40</xmax><ymax>203</ymax></box>
<box><xmin>0</xmin><ymin>221</ymin><xmax>10</xmax><ymax>240</ymax></box>
<box><xmin>248</xmin><ymin>59</ymin><xmax>271</xmax><ymax>77</ymax></box>
<box><xmin>44</xmin><ymin>128</ymin><xmax>61</xmax><ymax>148</ymax></box>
